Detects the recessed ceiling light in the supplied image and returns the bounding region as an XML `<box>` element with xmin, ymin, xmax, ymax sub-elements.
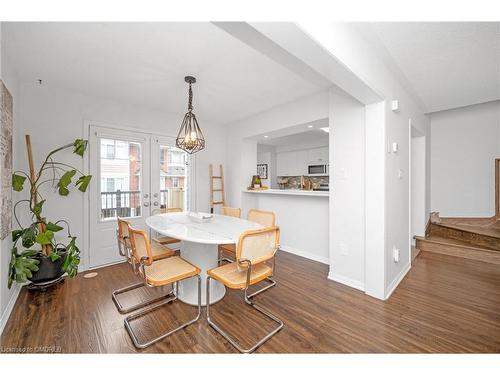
<box><xmin>264</xmin><ymin>135</ymin><xmax>269</xmax><ymax>138</ymax></box>
<box><xmin>320</xmin><ymin>127</ymin><xmax>330</xmax><ymax>133</ymax></box>
<box><xmin>307</xmin><ymin>125</ymin><xmax>313</xmax><ymax>128</ymax></box>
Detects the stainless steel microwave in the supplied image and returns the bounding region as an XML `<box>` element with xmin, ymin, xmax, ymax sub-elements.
<box><xmin>308</xmin><ymin>164</ymin><xmax>328</xmax><ymax>176</ymax></box>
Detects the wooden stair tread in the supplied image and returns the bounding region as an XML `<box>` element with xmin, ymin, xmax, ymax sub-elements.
<box><xmin>437</xmin><ymin>218</ymin><xmax>500</xmax><ymax>240</ymax></box>
<box><xmin>415</xmin><ymin>235</ymin><xmax>499</xmax><ymax>252</ymax></box>
<box><xmin>415</xmin><ymin>235</ymin><xmax>500</xmax><ymax>265</ymax></box>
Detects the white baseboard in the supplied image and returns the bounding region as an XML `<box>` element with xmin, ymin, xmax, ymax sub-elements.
<box><xmin>327</xmin><ymin>272</ymin><xmax>365</xmax><ymax>292</ymax></box>
<box><xmin>384</xmin><ymin>262</ymin><xmax>411</xmax><ymax>300</ymax></box>
<box><xmin>0</xmin><ymin>283</ymin><xmax>21</xmax><ymax>336</ymax></box>
<box><xmin>279</xmin><ymin>245</ymin><xmax>329</xmax><ymax>265</ymax></box>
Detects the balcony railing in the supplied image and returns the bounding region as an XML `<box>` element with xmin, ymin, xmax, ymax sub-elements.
<box><xmin>100</xmin><ymin>189</ymin><xmax>184</xmax><ymax>219</ymax></box>
<box><xmin>101</xmin><ymin>190</ymin><xmax>141</xmax><ymax>219</ymax></box>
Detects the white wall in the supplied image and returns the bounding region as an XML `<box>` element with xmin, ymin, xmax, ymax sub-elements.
<box><xmin>328</xmin><ymin>87</ymin><xmax>366</xmax><ymax>290</ymax></box>
<box><xmin>299</xmin><ymin>22</ymin><xmax>431</xmax><ymax>299</ymax></box>
<box><xmin>0</xmin><ymin>24</ymin><xmax>22</xmax><ymax>335</ymax></box>
<box><xmin>273</xmin><ymin>137</ymin><xmax>329</xmax><ymax>153</ymax></box>
<box><xmin>431</xmin><ymin>100</ymin><xmax>500</xmax><ymax>217</ymax></box>
<box><xmin>12</xmin><ymin>82</ymin><xmax>226</xmax><ymax>272</ymax></box>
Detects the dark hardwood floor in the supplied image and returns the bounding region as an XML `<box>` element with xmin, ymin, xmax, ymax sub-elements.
<box><xmin>1</xmin><ymin>250</ymin><xmax>500</xmax><ymax>353</ymax></box>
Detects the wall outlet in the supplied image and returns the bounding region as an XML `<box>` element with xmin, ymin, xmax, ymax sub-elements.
<box><xmin>393</xmin><ymin>247</ymin><xmax>400</xmax><ymax>263</ymax></box>
<box><xmin>391</xmin><ymin>100</ymin><xmax>399</xmax><ymax>111</ymax></box>
<box><xmin>392</xmin><ymin>142</ymin><xmax>399</xmax><ymax>153</ymax></box>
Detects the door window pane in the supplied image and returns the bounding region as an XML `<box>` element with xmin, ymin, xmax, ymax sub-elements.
<box><xmin>159</xmin><ymin>145</ymin><xmax>187</xmax><ymax>210</ymax></box>
<box><xmin>100</xmin><ymin>138</ymin><xmax>142</xmax><ymax>220</ymax></box>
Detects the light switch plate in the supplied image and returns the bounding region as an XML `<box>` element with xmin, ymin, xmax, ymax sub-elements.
<box><xmin>392</xmin><ymin>142</ymin><xmax>399</xmax><ymax>153</ymax></box>
<box><xmin>391</xmin><ymin>100</ymin><xmax>399</xmax><ymax>111</ymax></box>
<box><xmin>393</xmin><ymin>247</ymin><xmax>400</xmax><ymax>263</ymax></box>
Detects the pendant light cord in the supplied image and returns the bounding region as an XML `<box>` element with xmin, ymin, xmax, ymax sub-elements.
<box><xmin>188</xmin><ymin>83</ymin><xmax>193</xmax><ymax>111</ymax></box>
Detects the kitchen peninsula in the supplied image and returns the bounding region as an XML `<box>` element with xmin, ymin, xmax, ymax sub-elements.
<box><xmin>243</xmin><ymin>188</ymin><xmax>328</xmax><ymax>197</ymax></box>
<box><xmin>240</xmin><ymin>126</ymin><xmax>330</xmax><ymax>265</ymax></box>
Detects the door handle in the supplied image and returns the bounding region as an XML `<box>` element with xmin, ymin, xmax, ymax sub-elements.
<box><xmin>144</xmin><ymin>202</ymin><xmax>150</xmax><ymax>207</ymax></box>
<box><xmin>153</xmin><ymin>201</ymin><xmax>159</xmax><ymax>206</ymax></box>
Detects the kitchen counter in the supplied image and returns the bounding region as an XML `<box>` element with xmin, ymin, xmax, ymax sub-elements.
<box><xmin>242</xmin><ymin>188</ymin><xmax>329</xmax><ymax>197</ymax></box>
<box><xmin>241</xmin><ymin>188</ymin><xmax>329</xmax><ymax>265</ymax></box>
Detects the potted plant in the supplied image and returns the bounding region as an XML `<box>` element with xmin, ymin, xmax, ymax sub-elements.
<box><xmin>8</xmin><ymin>135</ymin><xmax>92</xmax><ymax>289</ymax></box>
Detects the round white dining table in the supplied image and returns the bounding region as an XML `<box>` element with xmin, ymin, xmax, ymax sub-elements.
<box><xmin>145</xmin><ymin>212</ymin><xmax>263</xmax><ymax>306</ymax></box>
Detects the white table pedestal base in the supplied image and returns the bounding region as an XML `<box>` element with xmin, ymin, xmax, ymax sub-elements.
<box><xmin>177</xmin><ymin>241</ymin><xmax>225</xmax><ymax>306</ymax></box>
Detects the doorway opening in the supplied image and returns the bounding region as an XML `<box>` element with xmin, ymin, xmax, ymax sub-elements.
<box><xmin>410</xmin><ymin>126</ymin><xmax>426</xmax><ymax>261</ymax></box>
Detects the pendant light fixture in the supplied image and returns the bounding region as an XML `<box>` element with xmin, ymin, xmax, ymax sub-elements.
<box><xmin>175</xmin><ymin>76</ymin><xmax>205</xmax><ymax>154</ymax></box>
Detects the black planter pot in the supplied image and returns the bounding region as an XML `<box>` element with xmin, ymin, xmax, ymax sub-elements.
<box><xmin>28</xmin><ymin>251</ymin><xmax>66</xmax><ymax>284</ymax></box>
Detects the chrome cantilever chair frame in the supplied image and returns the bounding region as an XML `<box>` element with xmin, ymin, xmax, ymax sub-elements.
<box><xmin>218</xmin><ymin>209</ymin><xmax>278</xmax><ymax>297</ymax></box>
<box><xmin>111</xmin><ymin>227</ymin><xmax>175</xmax><ymax>314</ymax></box>
<box><xmin>124</xmin><ymin>256</ymin><xmax>202</xmax><ymax>349</ymax></box>
<box><xmin>218</xmin><ymin>246</ymin><xmax>278</xmax><ymax>299</ymax></box>
<box><xmin>206</xmin><ymin>258</ymin><xmax>284</xmax><ymax>353</ymax></box>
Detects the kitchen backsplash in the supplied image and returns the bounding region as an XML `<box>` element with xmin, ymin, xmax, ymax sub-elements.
<box><xmin>277</xmin><ymin>175</ymin><xmax>329</xmax><ymax>189</ymax></box>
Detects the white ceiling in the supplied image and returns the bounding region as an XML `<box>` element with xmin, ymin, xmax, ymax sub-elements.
<box><xmin>2</xmin><ymin>22</ymin><xmax>327</xmax><ymax>124</ymax></box>
<box><xmin>357</xmin><ymin>22</ymin><xmax>500</xmax><ymax>113</ymax></box>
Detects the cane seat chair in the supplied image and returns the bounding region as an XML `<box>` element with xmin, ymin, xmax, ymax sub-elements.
<box><xmin>218</xmin><ymin>209</ymin><xmax>277</xmax><ymax>297</ymax></box>
<box><xmin>124</xmin><ymin>227</ymin><xmax>202</xmax><ymax>349</ymax></box>
<box><xmin>219</xmin><ymin>209</ymin><xmax>275</xmax><ymax>261</ymax></box>
<box><xmin>207</xmin><ymin>226</ymin><xmax>283</xmax><ymax>353</ymax></box>
<box><xmin>116</xmin><ymin>217</ymin><xmax>133</xmax><ymax>262</ymax></box>
<box><xmin>112</xmin><ymin>218</ymin><xmax>176</xmax><ymax>314</ymax></box>
<box><xmin>217</xmin><ymin>206</ymin><xmax>242</xmax><ymax>264</ymax></box>
<box><xmin>152</xmin><ymin>207</ymin><xmax>183</xmax><ymax>246</ymax></box>
<box><xmin>221</xmin><ymin>206</ymin><xmax>241</xmax><ymax>218</ymax></box>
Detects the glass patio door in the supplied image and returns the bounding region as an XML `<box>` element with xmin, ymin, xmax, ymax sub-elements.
<box><xmin>150</xmin><ymin>136</ymin><xmax>191</xmax><ymax>213</ymax></box>
<box><xmin>88</xmin><ymin>126</ymin><xmax>192</xmax><ymax>268</ymax></box>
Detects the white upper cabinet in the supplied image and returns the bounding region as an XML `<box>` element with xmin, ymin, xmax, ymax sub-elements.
<box><xmin>307</xmin><ymin>146</ymin><xmax>328</xmax><ymax>164</ymax></box>
<box><xmin>276</xmin><ymin>152</ymin><xmax>289</xmax><ymax>176</ymax></box>
<box><xmin>276</xmin><ymin>149</ymin><xmax>314</xmax><ymax>176</ymax></box>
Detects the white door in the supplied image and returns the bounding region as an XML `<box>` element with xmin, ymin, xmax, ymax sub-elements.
<box><xmin>88</xmin><ymin>126</ymin><xmax>193</xmax><ymax>268</ymax></box>
<box><xmin>151</xmin><ymin>136</ymin><xmax>192</xmax><ymax>213</ymax></box>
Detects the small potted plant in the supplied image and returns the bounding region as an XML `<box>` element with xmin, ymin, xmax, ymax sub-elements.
<box><xmin>8</xmin><ymin>135</ymin><xmax>92</xmax><ymax>289</ymax></box>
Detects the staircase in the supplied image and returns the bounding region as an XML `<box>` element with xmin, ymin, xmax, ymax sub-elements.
<box><xmin>415</xmin><ymin>216</ymin><xmax>500</xmax><ymax>265</ymax></box>
<box><xmin>415</xmin><ymin>159</ymin><xmax>500</xmax><ymax>265</ymax></box>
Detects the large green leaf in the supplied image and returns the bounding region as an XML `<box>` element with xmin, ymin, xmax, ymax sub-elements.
<box><xmin>35</xmin><ymin>229</ymin><xmax>53</xmax><ymax>245</ymax></box>
<box><xmin>12</xmin><ymin>174</ymin><xmax>26</xmax><ymax>192</ymax></box>
<box><xmin>75</xmin><ymin>175</ymin><xmax>92</xmax><ymax>192</ymax></box>
<box><xmin>57</xmin><ymin>169</ymin><xmax>76</xmax><ymax>196</ymax></box>
<box><xmin>12</xmin><ymin>229</ymin><xmax>24</xmax><ymax>242</ymax></box>
<box><xmin>10</xmin><ymin>250</ymin><xmax>39</xmax><ymax>287</ymax></box>
<box><xmin>73</xmin><ymin>139</ymin><xmax>88</xmax><ymax>157</ymax></box>
<box><xmin>62</xmin><ymin>236</ymin><xmax>81</xmax><ymax>278</ymax></box>
<box><xmin>46</xmin><ymin>222</ymin><xmax>64</xmax><ymax>232</ymax></box>
<box><xmin>21</xmin><ymin>249</ymin><xmax>39</xmax><ymax>257</ymax></box>
<box><xmin>49</xmin><ymin>251</ymin><xmax>60</xmax><ymax>262</ymax></box>
<box><xmin>32</xmin><ymin>199</ymin><xmax>46</xmax><ymax>216</ymax></box>
<box><xmin>21</xmin><ymin>225</ymin><xmax>37</xmax><ymax>248</ymax></box>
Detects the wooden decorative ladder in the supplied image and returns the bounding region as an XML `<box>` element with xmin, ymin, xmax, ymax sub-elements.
<box><xmin>209</xmin><ymin>164</ymin><xmax>225</xmax><ymax>213</ymax></box>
